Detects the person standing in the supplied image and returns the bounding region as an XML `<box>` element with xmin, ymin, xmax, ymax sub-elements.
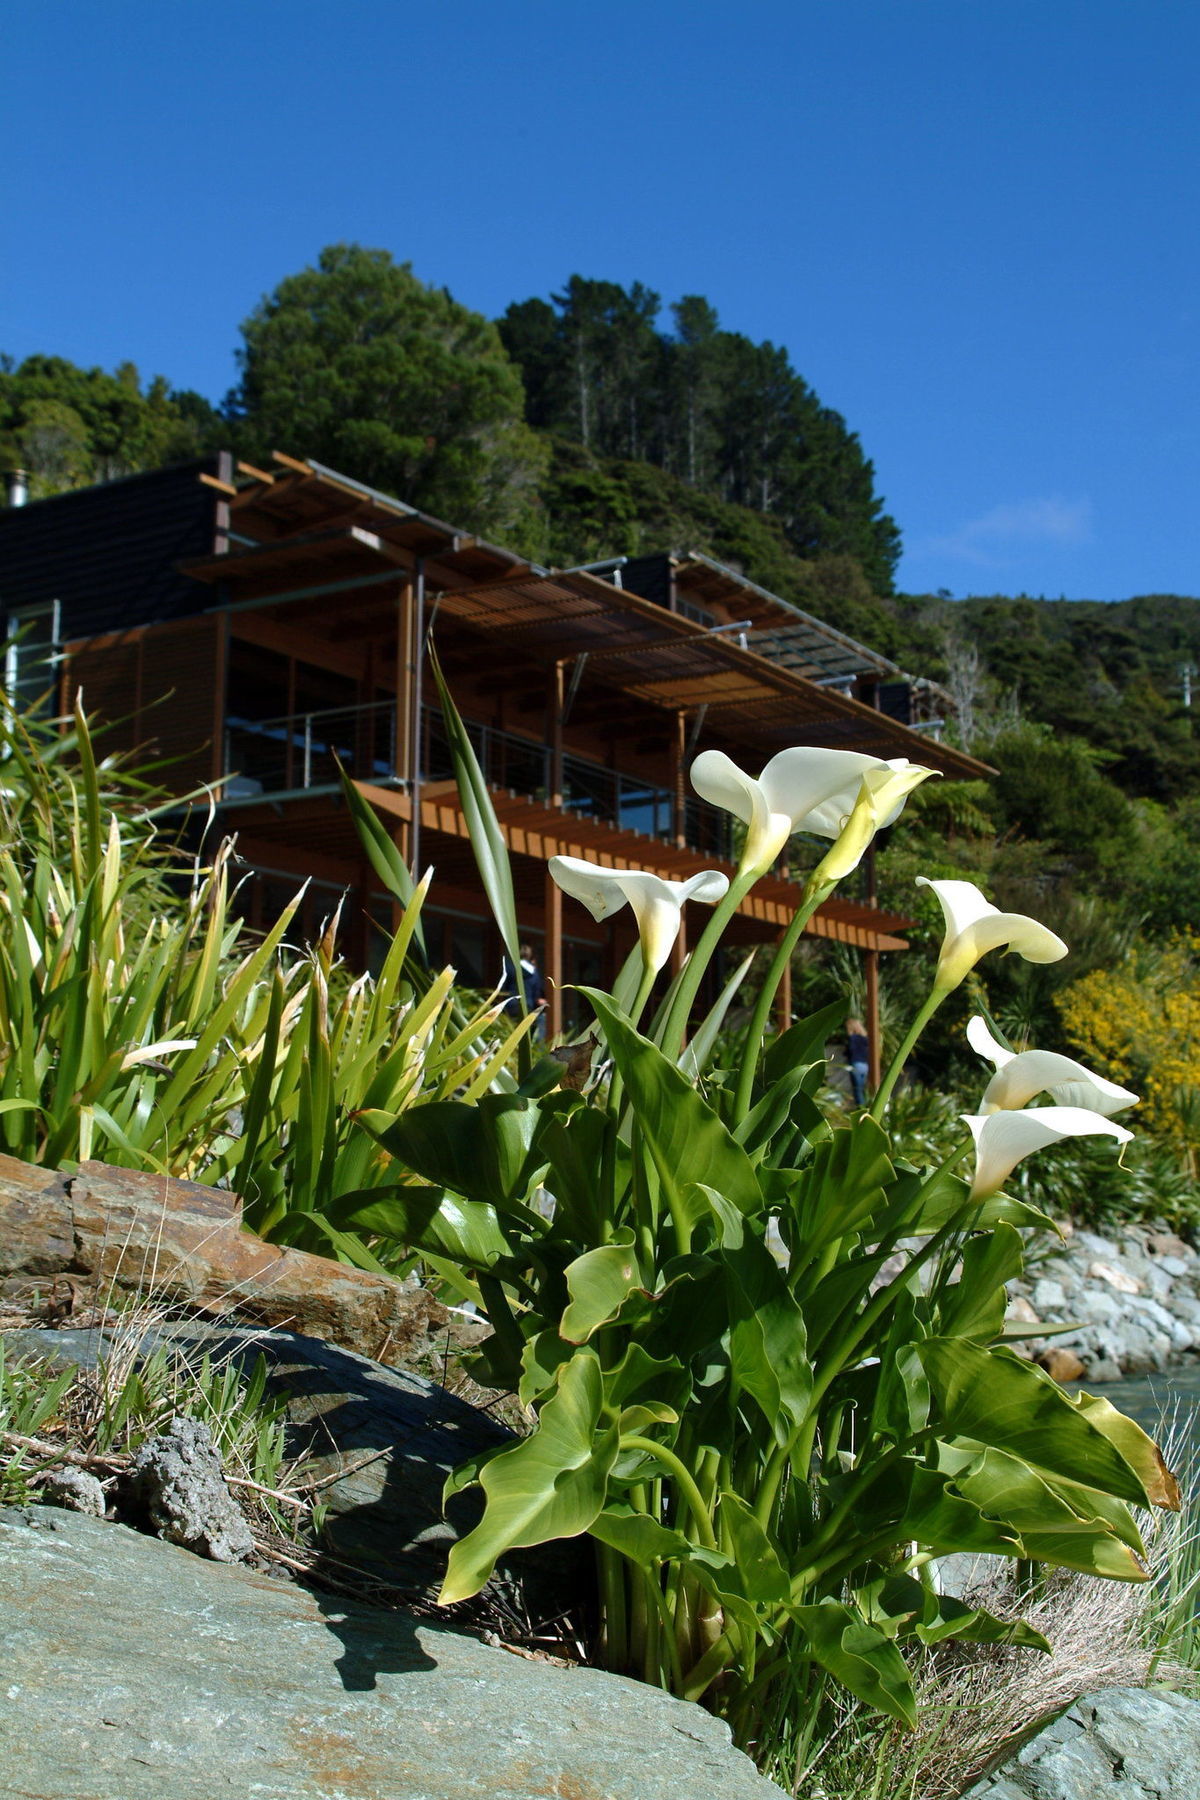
<box><xmin>845</xmin><ymin>1015</ymin><xmax>870</xmax><ymax>1106</ymax></box>
<box><xmin>501</xmin><ymin>940</ymin><xmax>548</xmax><ymax>1038</ymax></box>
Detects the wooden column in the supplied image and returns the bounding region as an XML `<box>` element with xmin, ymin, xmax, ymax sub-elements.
<box><xmin>394</xmin><ymin>578</ymin><xmax>415</xmax><ymax>785</ymax></box>
<box><xmin>545</xmin><ymin>864</ymin><xmax>563</xmax><ymax>1041</ymax></box>
<box><xmin>671</xmin><ymin>710</ymin><xmax>687</xmax><ymax>847</ymax></box>
<box><xmin>549</xmin><ymin>661</ymin><xmax>565</xmax><ymax>806</ymax></box>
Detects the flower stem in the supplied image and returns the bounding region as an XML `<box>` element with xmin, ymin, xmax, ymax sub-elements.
<box><xmin>660</xmin><ymin>868</ymin><xmax>759</xmax><ymax>1060</ymax></box>
<box><xmin>731</xmin><ymin>878</ymin><xmax>834</xmax><ymax>1123</ymax></box>
<box><xmin>869</xmin><ymin>985</ymin><xmax>949</xmax><ymax>1120</ymax></box>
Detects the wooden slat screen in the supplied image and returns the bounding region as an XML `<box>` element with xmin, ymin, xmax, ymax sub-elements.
<box><xmin>64</xmin><ymin>616</ymin><xmax>223</xmax><ymax>793</ymax></box>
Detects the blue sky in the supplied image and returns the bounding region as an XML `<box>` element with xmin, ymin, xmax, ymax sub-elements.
<box><xmin>2</xmin><ymin>1</ymin><xmax>1196</xmax><ymax>600</ymax></box>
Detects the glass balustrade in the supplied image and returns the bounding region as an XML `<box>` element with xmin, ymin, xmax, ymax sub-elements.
<box><xmin>224</xmin><ymin>700</ymin><xmax>731</xmax><ymax>859</ymax></box>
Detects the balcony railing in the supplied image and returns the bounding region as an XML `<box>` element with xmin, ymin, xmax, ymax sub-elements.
<box><xmin>224</xmin><ymin>700</ymin><xmax>733</xmax><ymax>860</ymax></box>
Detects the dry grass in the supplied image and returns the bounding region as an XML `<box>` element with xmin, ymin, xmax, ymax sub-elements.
<box><xmin>790</xmin><ymin>1412</ymin><xmax>1200</xmax><ymax>1799</ymax></box>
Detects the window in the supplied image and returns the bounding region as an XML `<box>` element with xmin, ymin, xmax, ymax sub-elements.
<box><xmin>5</xmin><ymin>601</ymin><xmax>61</xmax><ymax>717</ymax></box>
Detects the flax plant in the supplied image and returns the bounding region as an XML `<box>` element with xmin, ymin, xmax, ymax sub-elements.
<box><xmin>0</xmin><ymin>698</ymin><xmax>530</xmax><ymax>1262</ymax></box>
<box><xmin>344</xmin><ymin>668</ymin><xmax>1179</xmax><ymax>1753</ymax></box>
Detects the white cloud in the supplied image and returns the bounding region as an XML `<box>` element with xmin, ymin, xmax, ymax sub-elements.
<box><xmin>921</xmin><ymin>496</ymin><xmax>1095</xmax><ymax>568</ymax></box>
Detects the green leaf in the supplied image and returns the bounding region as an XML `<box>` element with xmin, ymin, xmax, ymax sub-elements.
<box><xmin>440</xmin><ymin>1353</ymin><xmax>618</xmax><ymax>1604</ymax></box>
<box><xmin>335</xmin><ymin>1185</ymin><xmax>517</xmax><ymax>1269</ymax></box>
<box><xmin>935</xmin><ymin>1222</ymin><xmax>1025</xmax><ymax>1343</ymax></box>
<box><xmin>700</xmin><ymin>1187</ymin><xmax>812</xmax><ymax>1438</ymax></box>
<box><xmin>788</xmin><ymin>1114</ymin><xmax>894</xmax><ymax>1258</ymax></box>
<box><xmin>582</xmin><ymin>987</ymin><xmax>763</xmax><ymax>1215</ymax></box>
<box><xmin>788</xmin><ymin>1601</ymin><xmax>917</xmax><ymax>1726</ymax></box>
<box><xmin>717</xmin><ymin>1491</ymin><xmax>789</xmax><ymax>1603</ymax></box>
<box><xmin>336</xmin><ymin>763</ymin><xmax>426</xmax><ymax>960</ymax></box>
<box><xmin>940</xmin><ymin>1443</ymin><xmax>1147</xmax><ymax>1580</ymax></box>
<box><xmin>370</xmin><ymin>1094</ymin><xmax>549</xmax><ymax>1212</ymax></box>
<box><xmin>590</xmin><ymin>1504</ymin><xmax>703</xmax><ymax>1569</ymax></box>
<box><xmin>763</xmin><ymin>1001</ymin><xmax>845</xmax><ymax>1089</ymax></box>
<box><xmin>920</xmin><ymin>1339</ymin><xmax>1164</xmax><ymax>1509</ymax></box>
<box><xmin>560</xmin><ymin>1238</ymin><xmax>645</xmax><ymax>1344</ymax></box>
<box><xmin>428</xmin><ymin>640</ymin><xmax>522</xmax><ymax>981</ymax></box>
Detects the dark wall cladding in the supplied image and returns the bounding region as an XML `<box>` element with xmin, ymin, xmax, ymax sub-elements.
<box><xmin>0</xmin><ymin>460</ymin><xmax>221</xmax><ymax>640</ymax></box>
<box><xmin>619</xmin><ymin>553</ymin><xmax>672</xmax><ymax>610</ymax></box>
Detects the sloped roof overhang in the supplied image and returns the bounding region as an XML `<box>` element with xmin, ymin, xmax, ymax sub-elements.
<box><xmin>434</xmin><ymin>569</ymin><xmax>988</xmax><ymax>780</ymax></box>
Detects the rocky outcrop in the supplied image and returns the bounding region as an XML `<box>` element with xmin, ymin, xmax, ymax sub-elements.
<box><xmin>0</xmin><ymin>1505</ymin><xmax>784</xmax><ymax>1800</ymax></box>
<box><xmin>0</xmin><ymin>1154</ymin><xmax>454</xmax><ymax>1366</ymax></box>
<box><xmin>1006</xmin><ymin>1222</ymin><xmax>1200</xmax><ymax>1382</ymax></box>
<box><xmin>963</xmin><ymin>1685</ymin><xmax>1200</xmax><ymax>1798</ymax></box>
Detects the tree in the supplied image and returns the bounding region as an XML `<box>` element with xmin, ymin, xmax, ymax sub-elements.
<box><xmin>231</xmin><ymin>245</ymin><xmax>547</xmax><ymax>543</ymax></box>
<box><xmin>500</xmin><ymin>277</ymin><xmax>903</xmax><ymax>590</ymax></box>
<box><xmin>0</xmin><ymin>355</ymin><xmax>194</xmax><ymax>495</ymax></box>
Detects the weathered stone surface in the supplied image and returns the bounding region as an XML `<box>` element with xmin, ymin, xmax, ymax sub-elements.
<box><xmin>0</xmin><ymin>1152</ymin><xmax>452</xmax><ymax>1366</ymax></box>
<box><xmin>963</xmin><ymin>1686</ymin><xmax>1200</xmax><ymax>1798</ymax></box>
<box><xmin>0</xmin><ymin>1506</ymin><xmax>783</xmax><ymax>1800</ymax></box>
<box><xmin>122</xmin><ymin>1416</ymin><xmax>254</xmax><ymax>1562</ymax></box>
<box><xmin>0</xmin><ymin>1156</ymin><xmax>74</xmax><ymax>1276</ymax></box>
<box><xmin>1005</xmin><ymin>1218</ymin><xmax>1200</xmax><ymax>1380</ymax></box>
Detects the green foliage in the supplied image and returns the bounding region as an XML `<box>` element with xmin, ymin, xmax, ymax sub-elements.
<box><xmin>500</xmin><ymin>277</ymin><xmax>901</xmax><ymax>589</ymax></box>
<box><xmin>0</xmin><ymin>354</ymin><xmax>211</xmax><ymax>494</ymax></box>
<box><xmin>0</xmin><ymin>696</ymin><xmax>526</xmax><ymax>1260</ymax></box>
<box><xmin>230</xmin><ymin>243</ymin><xmax>549</xmax><ymax>545</ymax></box>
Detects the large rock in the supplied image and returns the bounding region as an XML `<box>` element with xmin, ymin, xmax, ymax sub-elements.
<box><xmin>0</xmin><ymin>1153</ymin><xmax>450</xmax><ymax>1366</ymax></box>
<box><xmin>0</xmin><ymin>1506</ymin><xmax>783</xmax><ymax>1800</ymax></box>
<box><xmin>963</xmin><ymin>1686</ymin><xmax>1200</xmax><ymax>1798</ymax></box>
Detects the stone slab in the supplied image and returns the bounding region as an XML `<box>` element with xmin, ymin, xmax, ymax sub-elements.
<box><xmin>0</xmin><ymin>1506</ymin><xmax>783</xmax><ymax>1800</ymax></box>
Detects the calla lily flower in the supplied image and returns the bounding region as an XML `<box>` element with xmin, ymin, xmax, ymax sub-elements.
<box><xmin>691</xmin><ymin>747</ymin><xmax>935</xmax><ymax>879</ymax></box>
<box><xmin>809</xmin><ymin>762</ymin><xmax>938</xmax><ymax>886</ymax></box>
<box><xmin>966</xmin><ymin>1015</ymin><xmax>1139</xmax><ymax>1118</ymax></box>
<box><xmin>917</xmin><ymin>877</ymin><xmax>1068</xmax><ymax>993</ymax></box>
<box><xmin>548</xmin><ymin>856</ymin><xmax>729</xmax><ymax>976</ymax></box>
<box><xmin>963</xmin><ymin>1105</ymin><xmax>1134</xmax><ymax>1201</ymax></box>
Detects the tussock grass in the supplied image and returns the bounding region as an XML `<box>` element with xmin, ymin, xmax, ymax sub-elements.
<box><xmin>775</xmin><ymin>1404</ymin><xmax>1200</xmax><ymax>1799</ymax></box>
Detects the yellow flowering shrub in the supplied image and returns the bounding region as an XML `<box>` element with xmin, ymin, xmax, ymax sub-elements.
<box><xmin>1057</xmin><ymin>934</ymin><xmax>1200</xmax><ymax>1158</ymax></box>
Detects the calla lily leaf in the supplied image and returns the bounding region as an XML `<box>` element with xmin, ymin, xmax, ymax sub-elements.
<box><xmin>440</xmin><ymin>1352</ymin><xmax>618</xmax><ymax>1605</ymax></box>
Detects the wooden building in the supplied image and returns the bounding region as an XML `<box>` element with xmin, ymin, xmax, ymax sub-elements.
<box><xmin>0</xmin><ymin>453</ymin><xmax>988</xmax><ymax>1051</ymax></box>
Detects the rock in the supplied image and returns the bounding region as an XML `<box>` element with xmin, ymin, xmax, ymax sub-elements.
<box><xmin>963</xmin><ymin>1685</ymin><xmax>1200</xmax><ymax>1798</ymax></box>
<box><xmin>1031</xmin><ymin>1279</ymin><xmax>1068</xmax><ymax>1313</ymax></box>
<box><xmin>1037</xmin><ymin>1347</ymin><xmax>1085</xmax><ymax>1383</ymax></box>
<box><xmin>0</xmin><ymin>1152</ymin><xmax>453</xmax><ymax>1367</ymax></box>
<box><xmin>122</xmin><ymin>1416</ymin><xmax>254</xmax><ymax>1563</ymax></box>
<box><xmin>1148</xmin><ymin>1232</ymin><xmax>1191</xmax><ymax>1259</ymax></box>
<box><xmin>35</xmin><ymin>1466</ymin><xmax>106</xmax><ymax>1517</ymax></box>
<box><xmin>1088</xmin><ymin>1260</ymin><xmax>1143</xmax><ymax>1295</ymax></box>
<box><xmin>0</xmin><ymin>1506</ymin><xmax>784</xmax><ymax>1799</ymax></box>
<box><xmin>1007</xmin><ymin>1295</ymin><xmax>1042</xmax><ymax>1326</ymax></box>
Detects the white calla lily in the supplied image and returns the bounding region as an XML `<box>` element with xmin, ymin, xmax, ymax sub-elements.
<box><xmin>963</xmin><ymin>1105</ymin><xmax>1134</xmax><ymax>1201</ymax></box>
<box><xmin>966</xmin><ymin>1015</ymin><xmax>1138</xmax><ymax>1118</ymax></box>
<box><xmin>917</xmin><ymin>877</ymin><xmax>1068</xmax><ymax>993</ymax></box>
<box><xmin>809</xmin><ymin>761</ymin><xmax>938</xmax><ymax>886</ymax></box>
<box><xmin>691</xmin><ymin>747</ymin><xmax>935</xmax><ymax>878</ymax></box>
<box><xmin>548</xmin><ymin>856</ymin><xmax>729</xmax><ymax>976</ymax></box>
